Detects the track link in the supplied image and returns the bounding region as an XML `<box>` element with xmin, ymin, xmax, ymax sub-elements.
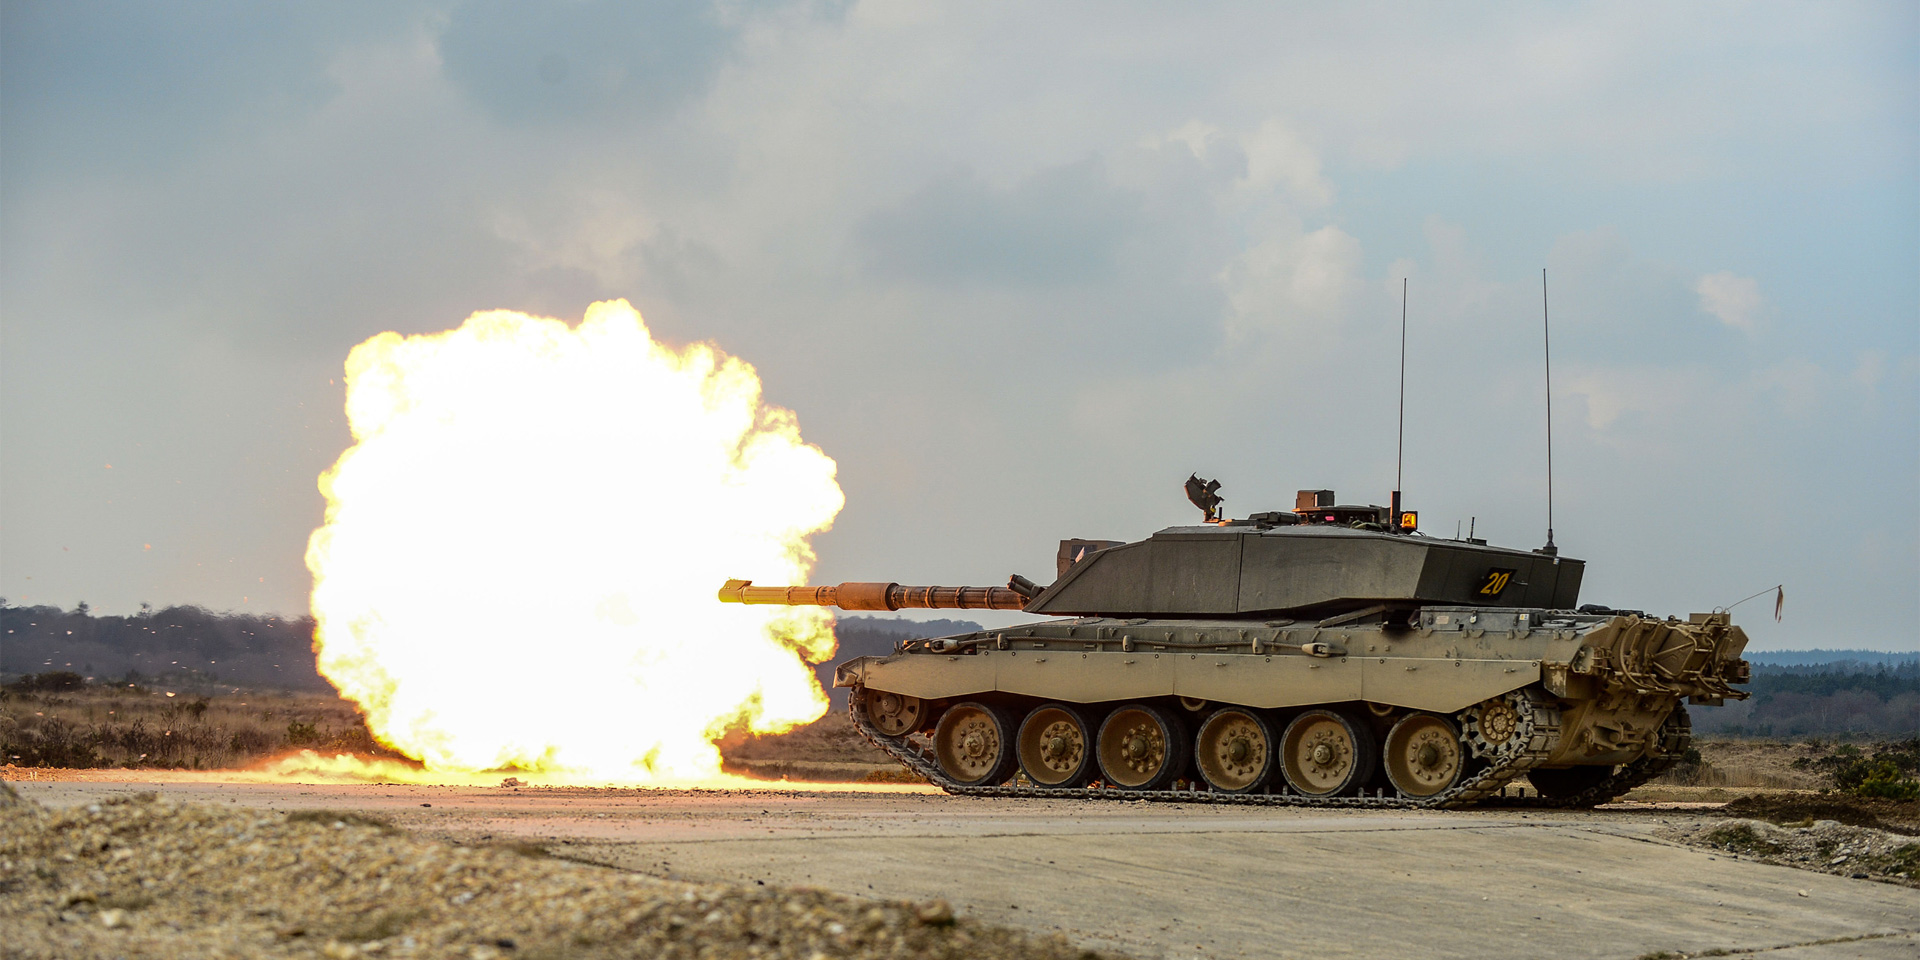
<box><xmin>847</xmin><ymin>686</ymin><xmax>1573</xmax><ymax>810</ymax></box>
<box><xmin>1487</xmin><ymin>705</ymin><xmax>1692</xmax><ymax>810</ymax></box>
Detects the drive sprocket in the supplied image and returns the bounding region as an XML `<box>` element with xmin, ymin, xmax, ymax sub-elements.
<box><xmin>1461</xmin><ymin>688</ymin><xmax>1548</xmax><ymax>763</ymax></box>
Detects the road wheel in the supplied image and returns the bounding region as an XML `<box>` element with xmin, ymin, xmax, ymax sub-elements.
<box><xmin>1527</xmin><ymin>765</ymin><xmax>1615</xmax><ymax>799</ymax></box>
<box><xmin>862</xmin><ymin>690</ymin><xmax>924</xmax><ymax>737</ymax></box>
<box><xmin>1383</xmin><ymin>713</ymin><xmax>1465</xmax><ymax>798</ymax></box>
<box><xmin>1016</xmin><ymin>703</ymin><xmax>1096</xmax><ymax>787</ymax></box>
<box><xmin>932</xmin><ymin>702</ymin><xmax>1018</xmax><ymax>787</ymax></box>
<box><xmin>1279</xmin><ymin>709</ymin><xmax>1376</xmax><ymax>797</ymax></box>
<box><xmin>1194</xmin><ymin>707</ymin><xmax>1274</xmax><ymax>793</ymax></box>
<box><xmin>1096</xmin><ymin>704</ymin><xmax>1188</xmax><ymax>790</ymax></box>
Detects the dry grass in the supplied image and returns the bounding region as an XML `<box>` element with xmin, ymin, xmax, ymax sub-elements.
<box><xmin>0</xmin><ymin>682</ymin><xmax>891</xmax><ymax>776</ymax></box>
<box><xmin>0</xmin><ymin>684</ymin><xmax>401</xmax><ymax>770</ymax></box>
<box><xmin>1651</xmin><ymin>739</ymin><xmax>1830</xmax><ymax>790</ymax></box>
<box><xmin>720</xmin><ymin>710</ymin><xmax>893</xmax><ymax>765</ymax></box>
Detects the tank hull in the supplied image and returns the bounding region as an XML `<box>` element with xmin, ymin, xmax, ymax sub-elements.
<box><xmin>835</xmin><ymin>607</ymin><xmax>1748</xmax><ymax>807</ymax></box>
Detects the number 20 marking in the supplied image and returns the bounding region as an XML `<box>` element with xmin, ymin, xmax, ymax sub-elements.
<box><xmin>1479</xmin><ymin>570</ymin><xmax>1513</xmax><ymax>596</ymax></box>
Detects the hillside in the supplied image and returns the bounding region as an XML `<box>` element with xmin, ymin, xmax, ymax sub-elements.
<box><xmin>0</xmin><ymin>602</ymin><xmax>979</xmax><ymax>703</ymax></box>
<box><xmin>0</xmin><ymin>602</ymin><xmax>327</xmax><ymax>692</ymax></box>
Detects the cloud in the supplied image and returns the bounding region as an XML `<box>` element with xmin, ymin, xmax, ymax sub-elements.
<box><xmin>1852</xmin><ymin>350</ymin><xmax>1887</xmax><ymax>388</ymax></box>
<box><xmin>1239</xmin><ymin>120</ymin><xmax>1334</xmax><ymax>207</ymax></box>
<box><xmin>1133</xmin><ymin>118</ymin><xmax>1353</xmax><ymax>343</ymax></box>
<box><xmin>1145</xmin><ymin>118</ymin><xmax>1334</xmax><ymax>207</ymax></box>
<box><xmin>857</xmin><ymin>161</ymin><xmax>1140</xmax><ymax>287</ymax></box>
<box><xmin>1694</xmin><ymin>271</ymin><xmax>1763</xmax><ymax>331</ymax></box>
<box><xmin>1220</xmin><ymin>224</ymin><xmax>1363</xmax><ymax>340</ymax></box>
<box><xmin>436</xmin><ymin>1</ymin><xmax>739</xmax><ymax>126</ymax></box>
<box><xmin>1154</xmin><ymin>120</ymin><xmax>1223</xmax><ymax>160</ymax></box>
<box><xmin>1565</xmin><ymin>360</ymin><xmax>1827</xmax><ymax>435</ymax></box>
<box><xmin>1540</xmin><ymin>229</ymin><xmax>1739</xmax><ymax>363</ymax></box>
<box><xmin>487</xmin><ymin>188</ymin><xmax>657</xmax><ymax>287</ymax></box>
<box><xmin>0</xmin><ymin>2</ymin><xmax>408</xmax><ymax>179</ymax></box>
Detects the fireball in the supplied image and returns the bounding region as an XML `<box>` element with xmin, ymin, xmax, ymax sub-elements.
<box><xmin>305</xmin><ymin>300</ymin><xmax>844</xmax><ymax>781</ymax></box>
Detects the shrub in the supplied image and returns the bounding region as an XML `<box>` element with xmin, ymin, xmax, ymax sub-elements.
<box><xmin>5</xmin><ymin>671</ymin><xmax>87</xmax><ymax>692</ymax></box>
<box><xmin>1845</xmin><ymin>759</ymin><xmax>1920</xmax><ymax>801</ymax></box>
<box><xmin>0</xmin><ymin>714</ymin><xmax>105</xmax><ymax>767</ymax></box>
<box><xmin>1807</xmin><ymin>738</ymin><xmax>1920</xmax><ymax>800</ymax></box>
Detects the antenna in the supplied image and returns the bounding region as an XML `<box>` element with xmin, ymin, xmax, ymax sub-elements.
<box><xmin>1393</xmin><ymin>278</ymin><xmax>1407</xmax><ymax>528</ymax></box>
<box><xmin>1718</xmin><ymin>584</ymin><xmax>1785</xmax><ymax>622</ymax></box>
<box><xmin>1540</xmin><ymin>267</ymin><xmax>1557</xmax><ymax>556</ymax></box>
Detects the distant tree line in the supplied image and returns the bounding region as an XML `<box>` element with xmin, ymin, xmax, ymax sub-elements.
<box><xmin>1694</xmin><ymin>659</ymin><xmax>1920</xmax><ymax>739</ymax></box>
<box><xmin>0</xmin><ymin>601</ymin><xmax>980</xmax><ymax>701</ymax></box>
<box><xmin>0</xmin><ymin>600</ymin><xmax>330</xmax><ymax>692</ymax></box>
<box><xmin>1745</xmin><ymin>663</ymin><xmax>1920</xmax><ymax>699</ymax></box>
<box><xmin>1745</xmin><ymin>649</ymin><xmax>1920</xmax><ymax>671</ymax></box>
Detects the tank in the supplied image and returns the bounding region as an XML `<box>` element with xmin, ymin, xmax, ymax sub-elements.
<box><xmin>718</xmin><ymin>481</ymin><xmax>1751</xmax><ymax>808</ymax></box>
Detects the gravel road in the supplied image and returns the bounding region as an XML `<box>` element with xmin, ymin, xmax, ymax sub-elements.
<box><xmin>11</xmin><ymin>774</ymin><xmax>1920</xmax><ymax>960</ymax></box>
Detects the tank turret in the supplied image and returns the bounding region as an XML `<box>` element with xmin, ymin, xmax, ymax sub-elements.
<box><xmin>723</xmin><ymin>487</ymin><xmax>1581</xmax><ymax>621</ymax></box>
<box><xmin>1025</xmin><ymin>513</ymin><xmax>1581</xmax><ymax>620</ymax></box>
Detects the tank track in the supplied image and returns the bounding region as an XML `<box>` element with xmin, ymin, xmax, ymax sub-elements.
<box><xmin>1489</xmin><ymin>705</ymin><xmax>1693</xmax><ymax>810</ymax></box>
<box><xmin>847</xmin><ymin>686</ymin><xmax>1563</xmax><ymax>810</ymax></box>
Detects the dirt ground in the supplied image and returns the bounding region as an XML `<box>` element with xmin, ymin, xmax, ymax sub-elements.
<box><xmin>0</xmin><ymin>780</ymin><xmax>1111</xmax><ymax>960</ymax></box>
<box><xmin>1714</xmin><ymin>795</ymin><xmax>1920</xmax><ymax>836</ymax></box>
<box><xmin>1661</xmin><ymin>816</ymin><xmax>1920</xmax><ymax>889</ymax></box>
<box><xmin>11</xmin><ymin>773</ymin><xmax>1920</xmax><ymax>960</ymax></box>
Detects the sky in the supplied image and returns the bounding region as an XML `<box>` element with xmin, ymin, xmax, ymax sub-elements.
<box><xmin>2</xmin><ymin>1</ymin><xmax>1915</xmax><ymax>652</ymax></box>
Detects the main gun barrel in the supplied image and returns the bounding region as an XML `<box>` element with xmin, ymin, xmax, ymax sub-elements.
<box><xmin>717</xmin><ymin>579</ymin><xmax>1028</xmax><ymax>611</ymax></box>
